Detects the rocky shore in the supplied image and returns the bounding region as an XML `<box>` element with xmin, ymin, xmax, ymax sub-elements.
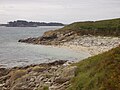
<box><xmin>18</xmin><ymin>30</ymin><xmax>120</xmax><ymax>56</ymax></box>
<box><xmin>59</xmin><ymin>35</ymin><xmax>120</xmax><ymax>55</ymax></box>
<box><xmin>7</xmin><ymin>18</ymin><xmax>120</xmax><ymax>90</ymax></box>
<box><xmin>18</xmin><ymin>30</ymin><xmax>78</xmax><ymax>45</ymax></box>
<box><xmin>0</xmin><ymin>60</ymin><xmax>77</xmax><ymax>90</ymax></box>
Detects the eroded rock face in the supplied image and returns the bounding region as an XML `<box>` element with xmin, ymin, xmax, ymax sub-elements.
<box><xmin>18</xmin><ymin>30</ymin><xmax>78</xmax><ymax>45</ymax></box>
<box><xmin>0</xmin><ymin>60</ymin><xmax>77</xmax><ymax>90</ymax></box>
<box><xmin>43</xmin><ymin>30</ymin><xmax>57</xmax><ymax>39</ymax></box>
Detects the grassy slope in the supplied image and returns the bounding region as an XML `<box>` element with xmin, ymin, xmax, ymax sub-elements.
<box><xmin>59</xmin><ymin>18</ymin><xmax>120</xmax><ymax>36</ymax></box>
<box><xmin>68</xmin><ymin>45</ymin><xmax>120</xmax><ymax>90</ymax></box>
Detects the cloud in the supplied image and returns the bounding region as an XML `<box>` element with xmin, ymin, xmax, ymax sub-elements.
<box><xmin>0</xmin><ymin>0</ymin><xmax>120</xmax><ymax>23</ymax></box>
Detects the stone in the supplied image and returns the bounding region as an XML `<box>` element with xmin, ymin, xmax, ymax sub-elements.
<box><xmin>0</xmin><ymin>83</ymin><xmax>5</xmax><ymax>87</ymax></box>
<box><xmin>30</xmin><ymin>77</ymin><xmax>35</xmax><ymax>82</ymax></box>
<box><xmin>49</xmin><ymin>85</ymin><xmax>58</xmax><ymax>90</ymax></box>
<box><xmin>45</xmin><ymin>81</ymin><xmax>51</xmax><ymax>86</ymax></box>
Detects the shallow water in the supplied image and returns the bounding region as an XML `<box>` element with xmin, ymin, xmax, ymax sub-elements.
<box><xmin>0</xmin><ymin>26</ymin><xmax>90</xmax><ymax>68</ymax></box>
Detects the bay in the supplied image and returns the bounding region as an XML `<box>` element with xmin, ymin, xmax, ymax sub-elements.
<box><xmin>0</xmin><ymin>26</ymin><xmax>90</xmax><ymax>68</ymax></box>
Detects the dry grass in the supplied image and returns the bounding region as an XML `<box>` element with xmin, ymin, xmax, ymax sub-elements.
<box><xmin>9</xmin><ymin>69</ymin><xmax>27</xmax><ymax>81</ymax></box>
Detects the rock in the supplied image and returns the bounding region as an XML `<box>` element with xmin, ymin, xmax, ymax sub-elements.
<box><xmin>18</xmin><ymin>29</ymin><xmax>77</xmax><ymax>45</ymax></box>
<box><xmin>54</xmin><ymin>66</ymin><xmax>77</xmax><ymax>84</ymax></box>
<box><xmin>0</xmin><ymin>61</ymin><xmax>75</xmax><ymax>90</ymax></box>
<box><xmin>63</xmin><ymin>61</ymin><xmax>73</xmax><ymax>66</ymax></box>
<box><xmin>0</xmin><ymin>83</ymin><xmax>5</xmax><ymax>87</ymax></box>
<box><xmin>38</xmin><ymin>76</ymin><xmax>44</xmax><ymax>81</ymax></box>
<box><xmin>48</xmin><ymin>60</ymin><xmax>67</xmax><ymax>66</ymax></box>
<box><xmin>62</xmin><ymin>66</ymin><xmax>77</xmax><ymax>78</ymax></box>
<box><xmin>45</xmin><ymin>81</ymin><xmax>51</xmax><ymax>86</ymax></box>
<box><xmin>30</xmin><ymin>77</ymin><xmax>35</xmax><ymax>82</ymax></box>
<box><xmin>54</xmin><ymin>77</ymin><xmax>70</xmax><ymax>84</ymax></box>
<box><xmin>50</xmin><ymin>66</ymin><xmax>58</xmax><ymax>71</ymax></box>
<box><xmin>35</xmin><ymin>84</ymin><xmax>39</xmax><ymax>87</ymax></box>
<box><xmin>33</xmin><ymin>87</ymin><xmax>38</xmax><ymax>90</ymax></box>
<box><xmin>43</xmin><ymin>78</ymin><xmax>48</xmax><ymax>82</ymax></box>
<box><xmin>49</xmin><ymin>85</ymin><xmax>58</xmax><ymax>90</ymax></box>
<box><xmin>28</xmin><ymin>82</ymin><xmax>36</xmax><ymax>88</ymax></box>
<box><xmin>43</xmin><ymin>30</ymin><xmax>57</xmax><ymax>39</ymax></box>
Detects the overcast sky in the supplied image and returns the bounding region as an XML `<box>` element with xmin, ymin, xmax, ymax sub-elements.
<box><xmin>0</xmin><ymin>0</ymin><xmax>120</xmax><ymax>24</ymax></box>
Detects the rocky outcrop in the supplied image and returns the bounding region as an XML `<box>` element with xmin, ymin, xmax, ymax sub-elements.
<box><xmin>19</xmin><ymin>30</ymin><xmax>120</xmax><ymax>56</ymax></box>
<box><xmin>0</xmin><ymin>60</ymin><xmax>77</xmax><ymax>90</ymax></box>
<box><xmin>18</xmin><ymin>30</ymin><xmax>79</xmax><ymax>45</ymax></box>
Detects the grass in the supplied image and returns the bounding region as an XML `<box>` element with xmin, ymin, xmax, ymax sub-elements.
<box><xmin>43</xmin><ymin>86</ymin><xmax>49</xmax><ymax>90</ymax></box>
<box><xmin>68</xmin><ymin>45</ymin><xmax>120</xmax><ymax>90</ymax></box>
<box><xmin>58</xmin><ymin>18</ymin><xmax>120</xmax><ymax>36</ymax></box>
<box><xmin>37</xmin><ymin>85</ymin><xmax>49</xmax><ymax>90</ymax></box>
<box><xmin>32</xmin><ymin>66</ymin><xmax>46</xmax><ymax>72</ymax></box>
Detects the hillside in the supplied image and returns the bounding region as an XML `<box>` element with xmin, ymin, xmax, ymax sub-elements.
<box><xmin>59</xmin><ymin>18</ymin><xmax>120</xmax><ymax>36</ymax></box>
<box><xmin>68</xmin><ymin>45</ymin><xmax>120</xmax><ymax>90</ymax></box>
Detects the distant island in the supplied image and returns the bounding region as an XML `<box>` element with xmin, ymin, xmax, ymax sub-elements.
<box><xmin>0</xmin><ymin>20</ymin><xmax>64</xmax><ymax>27</ymax></box>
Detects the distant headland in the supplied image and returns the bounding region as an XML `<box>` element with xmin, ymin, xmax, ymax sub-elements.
<box><xmin>0</xmin><ymin>20</ymin><xmax>65</xmax><ymax>27</ymax></box>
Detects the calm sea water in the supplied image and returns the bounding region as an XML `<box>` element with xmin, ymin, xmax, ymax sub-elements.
<box><xmin>0</xmin><ymin>26</ymin><xmax>90</xmax><ymax>68</ymax></box>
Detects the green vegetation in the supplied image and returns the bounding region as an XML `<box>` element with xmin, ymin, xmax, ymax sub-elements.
<box><xmin>32</xmin><ymin>66</ymin><xmax>46</xmax><ymax>72</ymax></box>
<box><xmin>59</xmin><ymin>18</ymin><xmax>120</xmax><ymax>36</ymax></box>
<box><xmin>43</xmin><ymin>86</ymin><xmax>49</xmax><ymax>90</ymax></box>
<box><xmin>68</xmin><ymin>45</ymin><xmax>120</xmax><ymax>90</ymax></box>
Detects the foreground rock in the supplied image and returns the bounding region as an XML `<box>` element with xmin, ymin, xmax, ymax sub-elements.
<box><xmin>0</xmin><ymin>60</ymin><xmax>77</xmax><ymax>90</ymax></box>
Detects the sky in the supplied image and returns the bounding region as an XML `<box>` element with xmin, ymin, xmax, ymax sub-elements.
<box><xmin>0</xmin><ymin>0</ymin><xmax>120</xmax><ymax>24</ymax></box>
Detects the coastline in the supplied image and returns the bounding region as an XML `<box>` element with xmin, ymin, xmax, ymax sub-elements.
<box><xmin>18</xmin><ymin>25</ymin><xmax>120</xmax><ymax>56</ymax></box>
<box><xmin>1</xmin><ymin>18</ymin><xmax>120</xmax><ymax>90</ymax></box>
<box><xmin>1</xmin><ymin>35</ymin><xmax>120</xmax><ymax>90</ymax></box>
<box><xmin>0</xmin><ymin>60</ymin><xmax>76</xmax><ymax>90</ymax></box>
<box><xmin>52</xmin><ymin>36</ymin><xmax>120</xmax><ymax>56</ymax></box>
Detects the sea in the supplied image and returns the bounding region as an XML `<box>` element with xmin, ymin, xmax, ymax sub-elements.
<box><xmin>0</xmin><ymin>26</ymin><xmax>90</xmax><ymax>68</ymax></box>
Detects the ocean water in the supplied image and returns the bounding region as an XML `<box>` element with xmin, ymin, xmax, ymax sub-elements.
<box><xmin>0</xmin><ymin>26</ymin><xmax>90</xmax><ymax>68</ymax></box>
